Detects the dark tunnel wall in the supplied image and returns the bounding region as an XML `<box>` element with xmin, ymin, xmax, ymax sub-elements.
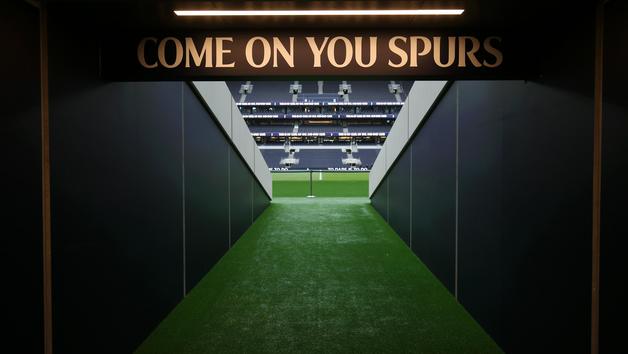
<box><xmin>183</xmin><ymin>85</ymin><xmax>231</xmax><ymax>293</ymax></box>
<box><xmin>373</xmin><ymin>79</ymin><xmax>594</xmax><ymax>353</ymax></box>
<box><xmin>6</xmin><ymin>1</ymin><xmax>623</xmax><ymax>353</ymax></box>
<box><xmin>600</xmin><ymin>1</ymin><xmax>628</xmax><ymax>352</ymax></box>
<box><xmin>387</xmin><ymin>150</ymin><xmax>412</xmax><ymax>246</ymax></box>
<box><xmin>371</xmin><ymin>178</ymin><xmax>388</xmax><ymax>221</ymax></box>
<box><xmin>253</xmin><ymin>175</ymin><xmax>270</xmax><ymax>220</ymax></box>
<box><xmin>230</xmin><ymin>150</ymin><xmax>254</xmax><ymax>246</ymax></box>
<box><xmin>410</xmin><ymin>89</ymin><xmax>457</xmax><ymax>294</ymax></box>
<box><xmin>459</xmin><ymin>80</ymin><xmax>593</xmax><ymax>353</ymax></box>
<box><xmin>1</xmin><ymin>2</ymin><xmax>43</xmax><ymax>353</ymax></box>
<box><xmin>371</xmin><ymin>15</ymin><xmax>599</xmax><ymax>350</ymax></box>
<box><xmin>47</xmin><ymin>9</ymin><xmax>270</xmax><ymax>354</ymax></box>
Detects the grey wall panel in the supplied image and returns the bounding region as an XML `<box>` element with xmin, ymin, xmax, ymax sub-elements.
<box><xmin>192</xmin><ymin>82</ymin><xmax>233</xmax><ymax>137</ymax></box>
<box><xmin>1</xmin><ymin>2</ymin><xmax>43</xmax><ymax>353</ymax></box>
<box><xmin>369</xmin><ymin>81</ymin><xmax>447</xmax><ymax>197</ymax></box>
<box><xmin>386</xmin><ymin>102</ymin><xmax>409</xmax><ymax>167</ymax></box>
<box><xmin>600</xmin><ymin>2</ymin><xmax>628</xmax><ymax>351</ymax></box>
<box><xmin>371</xmin><ymin>178</ymin><xmax>388</xmax><ymax>222</ymax></box>
<box><xmin>254</xmin><ymin>145</ymin><xmax>272</xmax><ymax>198</ymax></box>
<box><xmin>410</xmin><ymin>87</ymin><xmax>457</xmax><ymax>293</ymax></box>
<box><xmin>49</xmin><ymin>15</ymin><xmax>184</xmax><ymax>353</ymax></box>
<box><xmin>230</xmin><ymin>150</ymin><xmax>254</xmax><ymax>245</ymax></box>
<box><xmin>408</xmin><ymin>81</ymin><xmax>449</xmax><ymax>135</ymax></box>
<box><xmin>193</xmin><ymin>81</ymin><xmax>272</xmax><ymax>199</ymax></box>
<box><xmin>232</xmin><ymin>105</ymin><xmax>255</xmax><ymax>170</ymax></box>
<box><xmin>183</xmin><ymin>85</ymin><xmax>230</xmax><ymax>292</ymax></box>
<box><xmin>387</xmin><ymin>148</ymin><xmax>411</xmax><ymax>246</ymax></box>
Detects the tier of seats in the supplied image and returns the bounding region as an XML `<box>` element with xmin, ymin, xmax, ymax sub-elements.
<box><xmin>261</xmin><ymin>148</ymin><xmax>380</xmax><ymax>169</ymax></box>
<box><xmin>227</xmin><ymin>81</ymin><xmax>412</xmax><ymax>103</ymax></box>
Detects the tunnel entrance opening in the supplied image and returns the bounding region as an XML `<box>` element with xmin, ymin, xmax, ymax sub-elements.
<box><xmin>7</xmin><ymin>1</ymin><xmax>619</xmax><ymax>354</ymax></box>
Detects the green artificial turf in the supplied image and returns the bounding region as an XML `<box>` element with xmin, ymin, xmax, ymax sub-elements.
<box><xmin>135</xmin><ymin>198</ymin><xmax>502</xmax><ymax>354</ymax></box>
<box><xmin>272</xmin><ymin>172</ymin><xmax>369</xmax><ymax>197</ymax></box>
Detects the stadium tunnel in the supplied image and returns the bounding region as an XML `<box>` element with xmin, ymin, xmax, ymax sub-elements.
<box><xmin>3</xmin><ymin>1</ymin><xmax>627</xmax><ymax>353</ymax></box>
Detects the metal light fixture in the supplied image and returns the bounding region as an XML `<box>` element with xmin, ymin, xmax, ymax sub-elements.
<box><xmin>174</xmin><ymin>9</ymin><xmax>464</xmax><ymax>17</ymax></box>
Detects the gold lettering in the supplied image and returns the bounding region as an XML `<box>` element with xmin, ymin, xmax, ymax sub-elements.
<box><xmin>355</xmin><ymin>37</ymin><xmax>377</xmax><ymax>68</ymax></box>
<box><xmin>458</xmin><ymin>36</ymin><xmax>482</xmax><ymax>67</ymax></box>
<box><xmin>138</xmin><ymin>37</ymin><xmax>158</xmax><ymax>69</ymax></box>
<box><xmin>388</xmin><ymin>36</ymin><xmax>408</xmax><ymax>68</ymax></box>
<box><xmin>185</xmin><ymin>37</ymin><xmax>213</xmax><ymax>68</ymax></box>
<box><xmin>410</xmin><ymin>36</ymin><xmax>431</xmax><ymax>67</ymax></box>
<box><xmin>273</xmin><ymin>37</ymin><xmax>294</xmax><ymax>68</ymax></box>
<box><xmin>327</xmin><ymin>37</ymin><xmax>353</xmax><ymax>68</ymax></box>
<box><xmin>158</xmin><ymin>37</ymin><xmax>183</xmax><ymax>68</ymax></box>
<box><xmin>434</xmin><ymin>37</ymin><xmax>456</xmax><ymax>68</ymax></box>
<box><xmin>306</xmin><ymin>37</ymin><xmax>329</xmax><ymax>68</ymax></box>
<box><xmin>245</xmin><ymin>37</ymin><xmax>271</xmax><ymax>68</ymax></box>
<box><xmin>483</xmin><ymin>37</ymin><xmax>503</xmax><ymax>68</ymax></box>
<box><xmin>216</xmin><ymin>37</ymin><xmax>235</xmax><ymax>68</ymax></box>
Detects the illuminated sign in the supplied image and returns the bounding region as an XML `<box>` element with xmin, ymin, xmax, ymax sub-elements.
<box><xmin>101</xmin><ymin>31</ymin><xmax>528</xmax><ymax>80</ymax></box>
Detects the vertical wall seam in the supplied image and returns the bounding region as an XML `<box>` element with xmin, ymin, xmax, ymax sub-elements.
<box><xmin>40</xmin><ymin>4</ymin><xmax>53</xmax><ymax>353</ymax></box>
<box><xmin>181</xmin><ymin>83</ymin><xmax>186</xmax><ymax>296</ymax></box>
<box><xmin>253</xmin><ymin>143</ymin><xmax>256</xmax><ymax>222</ymax></box>
<box><xmin>409</xmin><ymin>142</ymin><xmax>413</xmax><ymax>250</ymax></box>
<box><xmin>591</xmin><ymin>2</ymin><xmax>605</xmax><ymax>353</ymax></box>
<box><xmin>386</xmin><ymin>178</ymin><xmax>390</xmax><ymax>222</ymax></box>
<box><xmin>407</xmin><ymin>90</ymin><xmax>410</xmax><ymax>141</ymax></box>
<box><xmin>385</xmin><ymin>142</ymin><xmax>389</xmax><ymax>222</ymax></box>
<box><xmin>409</xmin><ymin>96</ymin><xmax>413</xmax><ymax>250</ymax></box>
<box><xmin>251</xmin><ymin>177</ymin><xmax>254</xmax><ymax>223</ymax></box>
<box><xmin>228</xmin><ymin>104</ymin><xmax>232</xmax><ymax>248</ymax></box>
<box><xmin>455</xmin><ymin>83</ymin><xmax>460</xmax><ymax>300</ymax></box>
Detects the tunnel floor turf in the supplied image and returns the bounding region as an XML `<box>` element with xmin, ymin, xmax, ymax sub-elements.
<box><xmin>135</xmin><ymin>198</ymin><xmax>502</xmax><ymax>353</ymax></box>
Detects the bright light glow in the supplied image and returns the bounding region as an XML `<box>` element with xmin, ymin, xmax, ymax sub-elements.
<box><xmin>174</xmin><ymin>9</ymin><xmax>464</xmax><ymax>17</ymax></box>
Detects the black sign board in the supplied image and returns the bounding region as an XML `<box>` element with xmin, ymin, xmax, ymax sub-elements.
<box><xmin>100</xmin><ymin>30</ymin><xmax>531</xmax><ymax>80</ymax></box>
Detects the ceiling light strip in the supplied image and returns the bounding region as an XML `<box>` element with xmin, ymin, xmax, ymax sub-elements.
<box><xmin>174</xmin><ymin>9</ymin><xmax>464</xmax><ymax>17</ymax></box>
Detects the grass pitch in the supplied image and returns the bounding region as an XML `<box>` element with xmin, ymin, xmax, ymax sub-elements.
<box><xmin>135</xmin><ymin>198</ymin><xmax>502</xmax><ymax>353</ymax></box>
<box><xmin>272</xmin><ymin>172</ymin><xmax>369</xmax><ymax>197</ymax></box>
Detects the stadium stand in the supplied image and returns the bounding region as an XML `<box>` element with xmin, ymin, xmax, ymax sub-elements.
<box><xmin>347</xmin><ymin>125</ymin><xmax>391</xmax><ymax>133</ymax></box>
<box><xmin>227</xmin><ymin>81</ymin><xmax>413</xmax><ymax>104</ymax></box>
<box><xmin>353</xmin><ymin>149</ymin><xmax>379</xmax><ymax>166</ymax></box>
<box><xmin>249</xmin><ymin>125</ymin><xmax>294</xmax><ymax>133</ymax></box>
<box><xmin>298</xmin><ymin>125</ymin><xmax>344</xmax><ymax>133</ymax></box>
<box><xmin>346</xmin><ymin>81</ymin><xmax>409</xmax><ymax>102</ymax></box>
<box><xmin>295</xmin><ymin>149</ymin><xmax>345</xmax><ymax>169</ymax></box>
<box><xmin>295</xmin><ymin>149</ymin><xmax>346</xmax><ymax>169</ymax></box>
<box><xmin>260</xmin><ymin>149</ymin><xmax>287</xmax><ymax>169</ymax></box>
<box><xmin>227</xmin><ymin>80</ymin><xmax>412</xmax><ymax>170</ymax></box>
<box><xmin>261</xmin><ymin>147</ymin><xmax>380</xmax><ymax>170</ymax></box>
<box><xmin>229</xmin><ymin>81</ymin><xmax>290</xmax><ymax>102</ymax></box>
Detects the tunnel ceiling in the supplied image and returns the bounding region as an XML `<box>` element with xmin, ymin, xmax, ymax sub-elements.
<box><xmin>47</xmin><ymin>0</ymin><xmax>590</xmax><ymax>32</ymax></box>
